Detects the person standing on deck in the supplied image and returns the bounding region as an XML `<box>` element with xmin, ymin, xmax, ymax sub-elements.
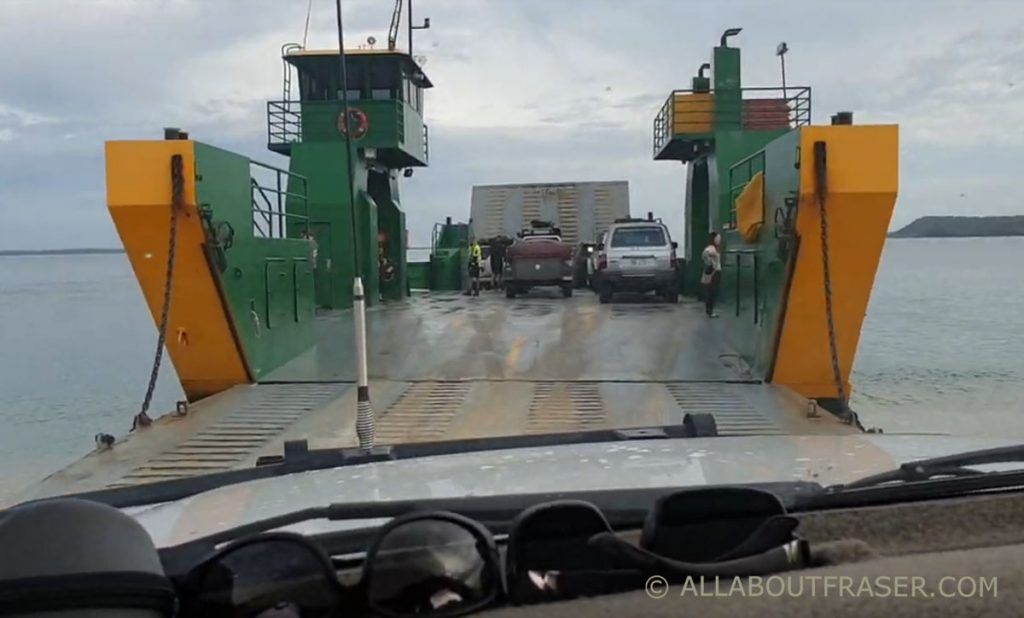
<box><xmin>489</xmin><ymin>237</ymin><xmax>507</xmax><ymax>290</ymax></box>
<box><xmin>466</xmin><ymin>239</ymin><xmax>483</xmax><ymax>297</ymax></box>
<box><xmin>701</xmin><ymin>232</ymin><xmax>722</xmax><ymax>318</ymax></box>
<box><xmin>301</xmin><ymin>230</ymin><xmax>318</xmax><ymax>264</ymax></box>
<box><xmin>302</xmin><ymin>231</ymin><xmax>319</xmax><ymax>300</ymax></box>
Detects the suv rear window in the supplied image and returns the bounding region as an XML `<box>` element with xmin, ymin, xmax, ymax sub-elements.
<box><xmin>610</xmin><ymin>226</ymin><xmax>667</xmax><ymax>248</ymax></box>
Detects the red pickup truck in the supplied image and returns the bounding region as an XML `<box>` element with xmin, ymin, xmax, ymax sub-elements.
<box><xmin>503</xmin><ymin>226</ymin><xmax>574</xmax><ymax>299</ymax></box>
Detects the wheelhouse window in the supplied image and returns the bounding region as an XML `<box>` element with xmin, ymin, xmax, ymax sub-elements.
<box><xmin>369</xmin><ymin>58</ymin><xmax>401</xmax><ymax>100</ymax></box>
<box><xmin>402</xmin><ymin>63</ymin><xmax>426</xmax><ymax>113</ymax></box>
<box><xmin>300</xmin><ymin>73</ymin><xmax>329</xmax><ymax>101</ymax></box>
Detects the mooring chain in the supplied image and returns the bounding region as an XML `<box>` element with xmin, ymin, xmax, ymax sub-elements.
<box><xmin>817</xmin><ymin>190</ymin><xmax>869</xmax><ymax>434</ymax></box>
<box><xmin>133</xmin><ymin>154</ymin><xmax>184</xmax><ymax>431</ymax></box>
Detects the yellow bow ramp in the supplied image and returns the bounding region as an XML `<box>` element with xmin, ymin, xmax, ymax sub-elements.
<box><xmin>106</xmin><ymin>140</ymin><xmax>251</xmax><ymax>400</ymax></box>
<box><xmin>772</xmin><ymin>125</ymin><xmax>899</xmax><ymax>400</ymax></box>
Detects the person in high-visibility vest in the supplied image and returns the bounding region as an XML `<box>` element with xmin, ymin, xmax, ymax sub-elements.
<box><xmin>467</xmin><ymin>240</ymin><xmax>483</xmax><ymax>296</ymax></box>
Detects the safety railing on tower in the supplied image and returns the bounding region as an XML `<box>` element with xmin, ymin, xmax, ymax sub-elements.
<box><xmin>652</xmin><ymin>86</ymin><xmax>811</xmax><ymax>157</ymax></box>
<box><xmin>267</xmin><ymin>100</ymin><xmax>303</xmax><ymax>153</ymax></box>
<box><xmin>250</xmin><ymin>160</ymin><xmax>309</xmax><ymax>239</ymax></box>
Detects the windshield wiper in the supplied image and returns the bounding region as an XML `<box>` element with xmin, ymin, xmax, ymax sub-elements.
<box><xmin>798</xmin><ymin>443</ymin><xmax>1024</xmax><ymax>510</ymax></box>
<box><xmin>255</xmin><ymin>419</ymin><xmax>717</xmax><ymax>468</ymax></box>
<box><xmin>18</xmin><ymin>418</ymin><xmax>720</xmax><ymax>510</ymax></box>
<box><xmin>832</xmin><ymin>443</ymin><xmax>1024</xmax><ymax>489</ymax></box>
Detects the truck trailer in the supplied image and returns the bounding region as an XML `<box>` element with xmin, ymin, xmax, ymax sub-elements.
<box><xmin>469</xmin><ymin>181</ymin><xmax>630</xmax><ymax>247</ymax></box>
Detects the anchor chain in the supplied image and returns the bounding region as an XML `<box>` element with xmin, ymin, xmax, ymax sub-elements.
<box><xmin>817</xmin><ymin>172</ymin><xmax>869</xmax><ymax>434</ymax></box>
<box><xmin>133</xmin><ymin>154</ymin><xmax>184</xmax><ymax>431</ymax></box>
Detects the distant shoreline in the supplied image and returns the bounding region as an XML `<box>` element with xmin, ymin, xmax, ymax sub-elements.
<box><xmin>0</xmin><ymin>249</ymin><xmax>124</xmax><ymax>257</ymax></box>
<box><xmin>888</xmin><ymin>234</ymin><xmax>1024</xmax><ymax>239</ymax></box>
<box><xmin>889</xmin><ymin>216</ymin><xmax>1024</xmax><ymax>239</ymax></box>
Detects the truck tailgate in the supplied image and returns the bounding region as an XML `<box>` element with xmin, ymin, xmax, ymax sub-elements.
<box><xmin>509</xmin><ymin>256</ymin><xmax>566</xmax><ymax>280</ymax></box>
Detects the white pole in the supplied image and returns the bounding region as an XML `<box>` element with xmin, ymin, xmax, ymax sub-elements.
<box><xmin>353</xmin><ymin>276</ymin><xmax>375</xmax><ymax>449</ymax></box>
<box><xmin>336</xmin><ymin>0</ymin><xmax>375</xmax><ymax>451</ymax></box>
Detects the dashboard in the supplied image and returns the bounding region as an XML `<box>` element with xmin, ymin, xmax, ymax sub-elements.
<box><xmin>483</xmin><ymin>490</ymin><xmax>1024</xmax><ymax>616</ymax></box>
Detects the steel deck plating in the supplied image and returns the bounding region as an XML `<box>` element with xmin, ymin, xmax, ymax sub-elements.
<box><xmin>10</xmin><ymin>293</ymin><xmax>853</xmax><ymax>506</ymax></box>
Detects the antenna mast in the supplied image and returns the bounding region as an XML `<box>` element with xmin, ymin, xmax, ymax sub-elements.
<box><xmin>302</xmin><ymin>0</ymin><xmax>313</xmax><ymax>47</ymax></box>
<box><xmin>387</xmin><ymin>0</ymin><xmax>403</xmax><ymax>50</ymax></box>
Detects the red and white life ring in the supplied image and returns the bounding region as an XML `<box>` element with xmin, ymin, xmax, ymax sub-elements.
<box><xmin>337</xmin><ymin>108</ymin><xmax>369</xmax><ymax>139</ymax></box>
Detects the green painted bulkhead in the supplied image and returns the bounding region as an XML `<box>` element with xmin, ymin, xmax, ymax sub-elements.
<box><xmin>406</xmin><ymin>261</ymin><xmax>431</xmax><ymax>290</ymax></box>
<box><xmin>270</xmin><ymin>50</ymin><xmax>431</xmax><ymax>309</ymax></box>
<box><xmin>718</xmin><ymin>130</ymin><xmax>801</xmax><ymax>379</ymax></box>
<box><xmin>427</xmin><ymin>220</ymin><xmax>470</xmax><ymax>290</ymax></box>
<box><xmin>192</xmin><ymin>142</ymin><xmax>315</xmax><ymax>379</ymax></box>
<box><xmin>654</xmin><ymin>30</ymin><xmax>811</xmax><ymax>380</ymax></box>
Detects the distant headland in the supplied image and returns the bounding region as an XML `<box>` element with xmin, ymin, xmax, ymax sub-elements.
<box><xmin>889</xmin><ymin>216</ymin><xmax>1024</xmax><ymax>238</ymax></box>
<box><xmin>0</xmin><ymin>248</ymin><xmax>124</xmax><ymax>257</ymax></box>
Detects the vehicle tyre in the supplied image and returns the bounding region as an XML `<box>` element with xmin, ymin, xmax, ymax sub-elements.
<box><xmin>505</xmin><ymin>285</ymin><xmax>516</xmax><ymax>299</ymax></box>
<box><xmin>664</xmin><ymin>286</ymin><xmax>679</xmax><ymax>304</ymax></box>
<box><xmin>598</xmin><ymin>285</ymin><xmax>613</xmax><ymax>304</ymax></box>
<box><xmin>562</xmin><ymin>285</ymin><xmax>573</xmax><ymax>298</ymax></box>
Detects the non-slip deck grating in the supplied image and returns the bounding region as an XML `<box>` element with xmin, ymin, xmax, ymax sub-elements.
<box><xmin>374</xmin><ymin>382</ymin><xmax>472</xmax><ymax>444</ymax></box>
<box><xmin>116</xmin><ymin>383</ymin><xmax>347</xmax><ymax>486</ymax></box>
<box><xmin>665</xmin><ymin>383</ymin><xmax>782</xmax><ymax>435</ymax></box>
<box><xmin>526</xmin><ymin>382</ymin><xmax>607</xmax><ymax>434</ymax></box>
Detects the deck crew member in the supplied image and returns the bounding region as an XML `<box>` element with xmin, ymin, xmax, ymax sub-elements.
<box><xmin>701</xmin><ymin>231</ymin><xmax>722</xmax><ymax>318</ymax></box>
<box><xmin>466</xmin><ymin>240</ymin><xmax>483</xmax><ymax>296</ymax></box>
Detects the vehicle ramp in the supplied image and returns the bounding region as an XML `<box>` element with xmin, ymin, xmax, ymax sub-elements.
<box><xmin>10</xmin><ymin>294</ymin><xmax>854</xmax><ymax>505</ymax></box>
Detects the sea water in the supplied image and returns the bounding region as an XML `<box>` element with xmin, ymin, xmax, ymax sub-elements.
<box><xmin>2</xmin><ymin>238</ymin><xmax>1023</xmax><ymax>500</ymax></box>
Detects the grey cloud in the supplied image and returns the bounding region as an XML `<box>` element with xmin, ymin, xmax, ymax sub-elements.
<box><xmin>0</xmin><ymin>0</ymin><xmax>1022</xmax><ymax>250</ymax></box>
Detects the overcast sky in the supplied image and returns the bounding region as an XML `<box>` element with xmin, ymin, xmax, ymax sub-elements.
<box><xmin>0</xmin><ymin>0</ymin><xmax>1021</xmax><ymax>250</ymax></box>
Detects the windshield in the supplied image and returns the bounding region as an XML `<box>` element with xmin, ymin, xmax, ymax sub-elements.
<box><xmin>610</xmin><ymin>227</ymin><xmax>667</xmax><ymax>248</ymax></box>
<box><xmin>2</xmin><ymin>1</ymin><xmax>1022</xmax><ymax>525</ymax></box>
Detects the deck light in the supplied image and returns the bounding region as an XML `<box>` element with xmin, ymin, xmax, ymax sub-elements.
<box><xmin>720</xmin><ymin>28</ymin><xmax>743</xmax><ymax>47</ymax></box>
<box><xmin>776</xmin><ymin>42</ymin><xmax>789</xmax><ymax>100</ymax></box>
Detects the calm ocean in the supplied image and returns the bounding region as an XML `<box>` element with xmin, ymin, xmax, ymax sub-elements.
<box><xmin>2</xmin><ymin>237</ymin><xmax>1023</xmax><ymax>500</ymax></box>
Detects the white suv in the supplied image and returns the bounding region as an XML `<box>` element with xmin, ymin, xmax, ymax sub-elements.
<box><xmin>593</xmin><ymin>218</ymin><xmax>679</xmax><ymax>303</ymax></box>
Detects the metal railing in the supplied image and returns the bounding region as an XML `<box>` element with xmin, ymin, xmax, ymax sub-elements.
<box><xmin>727</xmin><ymin>149</ymin><xmax>767</xmax><ymax>230</ymax></box>
<box><xmin>724</xmin><ymin>249</ymin><xmax>760</xmax><ymax>323</ymax></box>
<box><xmin>652</xmin><ymin>86</ymin><xmax>812</xmax><ymax>156</ymax></box>
<box><xmin>268</xmin><ymin>100</ymin><xmax>302</xmax><ymax>149</ymax></box>
<box><xmin>407</xmin><ymin>245</ymin><xmax>432</xmax><ymax>263</ymax></box>
<box><xmin>250</xmin><ymin>160</ymin><xmax>309</xmax><ymax>239</ymax></box>
<box><xmin>652</xmin><ymin>95</ymin><xmax>676</xmax><ymax>155</ymax></box>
